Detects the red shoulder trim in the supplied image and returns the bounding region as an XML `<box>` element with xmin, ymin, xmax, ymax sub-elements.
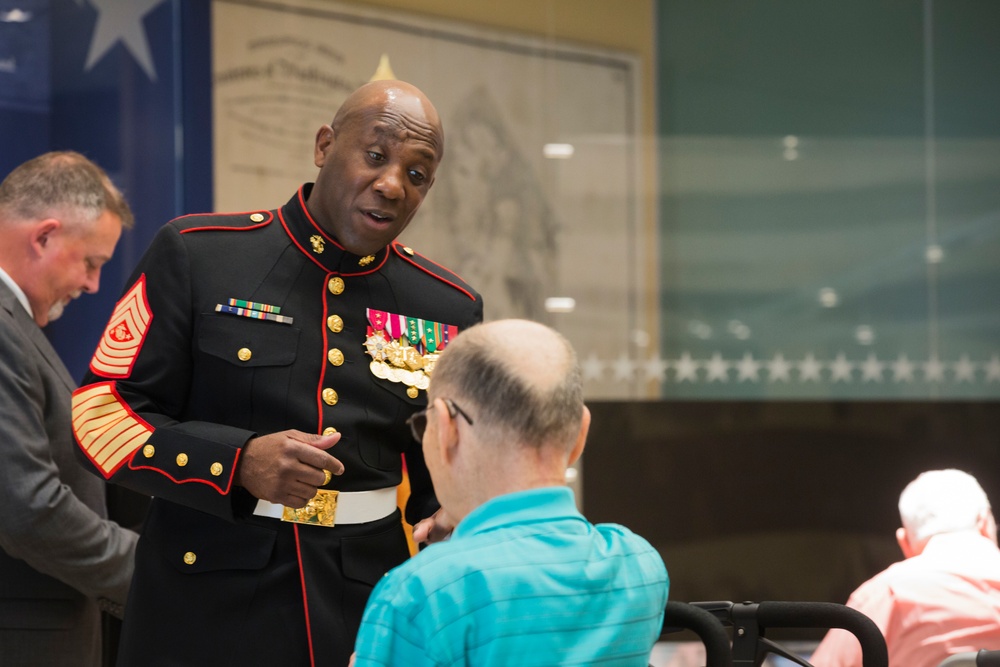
<box><xmin>178</xmin><ymin>210</ymin><xmax>274</xmax><ymax>234</ymax></box>
<box><xmin>392</xmin><ymin>243</ymin><xmax>478</xmax><ymax>302</ymax></box>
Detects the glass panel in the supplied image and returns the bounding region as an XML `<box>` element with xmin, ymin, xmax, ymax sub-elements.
<box><xmin>652</xmin><ymin>0</ymin><xmax>1000</xmax><ymax>399</ymax></box>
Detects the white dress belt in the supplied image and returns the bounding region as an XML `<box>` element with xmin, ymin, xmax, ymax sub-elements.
<box><xmin>252</xmin><ymin>486</ymin><xmax>398</xmax><ymax>525</ymax></box>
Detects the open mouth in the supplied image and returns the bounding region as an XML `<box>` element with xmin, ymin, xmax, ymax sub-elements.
<box><xmin>364</xmin><ymin>210</ymin><xmax>393</xmax><ymax>224</ymax></box>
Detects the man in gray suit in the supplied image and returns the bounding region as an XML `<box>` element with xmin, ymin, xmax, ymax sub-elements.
<box><xmin>0</xmin><ymin>151</ymin><xmax>139</xmax><ymax>667</ymax></box>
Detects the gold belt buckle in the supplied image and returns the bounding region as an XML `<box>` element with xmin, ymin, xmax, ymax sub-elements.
<box><xmin>281</xmin><ymin>489</ymin><xmax>339</xmax><ymax>527</ymax></box>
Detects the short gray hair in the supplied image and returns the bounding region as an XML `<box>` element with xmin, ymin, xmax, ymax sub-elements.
<box><xmin>431</xmin><ymin>321</ymin><xmax>583</xmax><ymax>451</ymax></box>
<box><xmin>0</xmin><ymin>151</ymin><xmax>134</xmax><ymax>230</ymax></box>
<box><xmin>899</xmin><ymin>469</ymin><xmax>991</xmax><ymax>543</ymax></box>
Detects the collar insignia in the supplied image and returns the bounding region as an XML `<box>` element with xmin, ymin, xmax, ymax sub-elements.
<box><xmin>309</xmin><ymin>235</ymin><xmax>325</xmax><ymax>254</ymax></box>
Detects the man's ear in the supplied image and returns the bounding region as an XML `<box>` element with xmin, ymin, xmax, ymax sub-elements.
<box><xmin>434</xmin><ymin>399</ymin><xmax>461</xmax><ymax>466</ymax></box>
<box><xmin>896</xmin><ymin>527</ymin><xmax>919</xmax><ymax>559</ymax></box>
<box><xmin>313</xmin><ymin>124</ymin><xmax>334</xmax><ymax>168</ymax></box>
<box><xmin>567</xmin><ymin>406</ymin><xmax>590</xmax><ymax>467</ymax></box>
<box><xmin>29</xmin><ymin>219</ymin><xmax>61</xmax><ymax>256</ymax></box>
<box><xmin>978</xmin><ymin>508</ymin><xmax>998</xmax><ymax>544</ymax></box>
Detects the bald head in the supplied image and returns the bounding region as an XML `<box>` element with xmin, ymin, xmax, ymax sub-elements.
<box><xmin>332</xmin><ymin>79</ymin><xmax>443</xmax><ymax>158</ymax></box>
<box><xmin>430</xmin><ymin>319</ymin><xmax>583</xmax><ymax>451</ymax></box>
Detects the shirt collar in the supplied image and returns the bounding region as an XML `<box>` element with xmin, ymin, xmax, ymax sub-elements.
<box><xmin>278</xmin><ymin>184</ymin><xmax>390</xmax><ymax>275</ymax></box>
<box><xmin>0</xmin><ymin>265</ymin><xmax>33</xmax><ymax>318</ymax></box>
<box><xmin>453</xmin><ymin>486</ymin><xmax>586</xmax><ymax>539</ymax></box>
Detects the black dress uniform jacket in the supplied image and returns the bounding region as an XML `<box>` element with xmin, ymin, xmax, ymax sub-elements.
<box><xmin>71</xmin><ymin>185</ymin><xmax>483</xmax><ymax>666</ymax></box>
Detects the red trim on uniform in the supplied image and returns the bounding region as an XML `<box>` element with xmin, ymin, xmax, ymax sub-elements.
<box><xmin>293</xmin><ymin>524</ymin><xmax>317</xmax><ymax>667</ymax></box>
<box><xmin>177</xmin><ymin>209</ymin><xmax>273</xmax><ymax>234</ymax></box>
<box><xmin>279</xmin><ymin>208</ymin><xmax>333</xmax><ymax>273</ymax></box>
<box><xmin>318</xmin><ymin>279</ymin><xmax>330</xmax><ymax>434</ymax></box>
<box><xmin>296</xmin><ymin>187</ymin><xmax>341</xmax><ymax>247</ymax></box>
<box><xmin>277</xmin><ymin>206</ymin><xmax>388</xmax><ymax>276</ymax></box>
<box><xmin>125</xmin><ymin>462</ymin><xmax>235</xmax><ymax>494</ymax></box>
<box><xmin>392</xmin><ymin>243</ymin><xmax>478</xmax><ymax>302</ymax></box>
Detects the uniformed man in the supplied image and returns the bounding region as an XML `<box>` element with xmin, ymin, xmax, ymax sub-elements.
<box><xmin>71</xmin><ymin>80</ymin><xmax>483</xmax><ymax>666</ymax></box>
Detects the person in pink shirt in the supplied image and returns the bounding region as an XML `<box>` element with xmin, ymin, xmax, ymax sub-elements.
<box><xmin>810</xmin><ymin>469</ymin><xmax>1000</xmax><ymax>667</ymax></box>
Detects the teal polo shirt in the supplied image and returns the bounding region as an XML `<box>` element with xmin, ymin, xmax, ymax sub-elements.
<box><xmin>353</xmin><ymin>486</ymin><xmax>669</xmax><ymax>666</ymax></box>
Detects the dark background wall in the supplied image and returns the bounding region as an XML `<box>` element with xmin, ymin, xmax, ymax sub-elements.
<box><xmin>584</xmin><ymin>400</ymin><xmax>1000</xmax><ymax>638</ymax></box>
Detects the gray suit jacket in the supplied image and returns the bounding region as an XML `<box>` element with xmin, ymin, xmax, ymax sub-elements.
<box><xmin>0</xmin><ymin>280</ymin><xmax>138</xmax><ymax>667</ymax></box>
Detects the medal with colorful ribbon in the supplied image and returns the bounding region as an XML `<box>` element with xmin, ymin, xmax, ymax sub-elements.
<box><xmin>364</xmin><ymin>309</ymin><xmax>459</xmax><ymax>397</ymax></box>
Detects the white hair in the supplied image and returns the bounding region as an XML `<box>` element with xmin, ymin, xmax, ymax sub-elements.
<box><xmin>898</xmin><ymin>469</ymin><xmax>991</xmax><ymax>544</ymax></box>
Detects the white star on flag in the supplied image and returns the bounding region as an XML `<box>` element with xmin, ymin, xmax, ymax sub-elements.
<box><xmin>766</xmin><ymin>352</ymin><xmax>792</xmax><ymax>383</ymax></box>
<box><xmin>611</xmin><ymin>353</ymin><xmax>635</xmax><ymax>382</ymax></box>
<box><xmin>860</xmin><ymin>353</ymin><xmax>885</xmax><ymax>383</ymax></box>
<box><xmin>986</xmin><ymin>355</ymin><xmax>1000</xmax><ymax>383</ymax></box>
<box><xmin>736</xmin><ymin>353</ymin><xmax>761</xmax><ymax>382</ymax></box>
<box><xmin>581</xmin><ymin>353</ymin><xmax>605</xmax><ymax>381</ymax></box>
<box><xmin>829</xmin><ymin>353</ymin><xmax>854</xmax><ymax>383</ymax></box>
<box><xmin>673</xmin><ymin>352</ymin><xmax>699</xmax><ymax>383</ymax></box>
<box><xmin>704</xmin><ymin>352</ymin><xmax>730</xmax><ymax>383</ymax></box>
<box><xmin>953</xmin><ymin>355</ymin><xmax>976</xmax><ymax>383</ymax></box>
<box><xmin>642</xmin><ymin>355</ymin><xmax>669</xmax><ymax>382</ymax></box>
<box><xmin>797</xmin><ymin>353</ymin><xmax>823</xmax><ymax>382</ymax></box>
<box><xmin>923</xmin><ymin>356</ymin><xmax>946</xmax><ymax>382</ymax></box>
<box><xmin>84</xmin><ymin>0</ymin><xmax>166</xmax><ymax>81</ymax></box>
<box><xmin>891</xmin><ymin>354</ymin><xmax>915</xmax><ymax>383</ymax></box>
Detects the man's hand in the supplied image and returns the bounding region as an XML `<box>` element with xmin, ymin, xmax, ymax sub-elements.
<box><xmin>234</xmin><ymin>430</ymin><xmax>343</xmax><ymax>507</ymax></box>
<box><xmin>412</xmin><ymin>508</ymin><xmax>456</xmax><ymax>546</ymax></box>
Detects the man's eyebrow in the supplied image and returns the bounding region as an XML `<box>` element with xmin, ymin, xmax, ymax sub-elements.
<box><xmin>370</xmin><ymin>123</ymin><xmax>441</xmax><ymax>159</ymax></box>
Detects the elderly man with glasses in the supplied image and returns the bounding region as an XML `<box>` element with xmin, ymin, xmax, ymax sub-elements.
<box><xmin>351</xmin><ymin>318</ymin><xmax>670</xmax><ymax>667</ymax></box>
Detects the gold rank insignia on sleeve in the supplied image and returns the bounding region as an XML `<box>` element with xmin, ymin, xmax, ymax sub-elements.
<box><xmin>364</xmin><ymin>309</ymin><xmax>460</xmax><ymax>395</ymax></box>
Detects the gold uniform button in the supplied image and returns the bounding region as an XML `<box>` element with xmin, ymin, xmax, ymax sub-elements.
<box><xmin>183</xmin><ymin>551</ymin><xmax>197</xmax><ymax>565</ymax></box>
<box><xmin>328</xmin><ymin>277</ymin><xmax>345</xmax><ymax>295</ymax></box>
<box><xmin>210</xmin><ymin>462</ymin><xmax>223</xmax><ymax>477</ymax></box>
<box><xmin>322</xmin><ymin>427</ymin><xmax>338</xmax><ymax>436</ymax></box>
<box><xmin>402</xmin><ymin>246</ymin><xmax>414</xmax><ymax>256</ymax></box>
<box><xmin>142</xmin><ymin>444</ymin><xmax>155</xmax><ymax>458</ymax></box>
<box><xmin>237</xmin><ymin>347</ymin><xmax>252</xmax><ymax>362</ymax></box>
<box><xmin>406</xmin><ymin>386</ymin><xmax>419</xmax><ymax>398</ymax></box>
<box><xmin>176</xmin><ymin>453</ymin><xmax>189</xmax><ymax>467</ymax></box>
<box><xmin>327</xmin><ymin>314</ymin><xmax>344</xmax><ymax>333</ymax></box>
<box><xmin>328</xmin><ymin>348</ymin><xmax>344</xmax><ymax>366</ymax></box>
<box><xmin>322</xmin><ymin>388</ymin><xmax>339</xmax><ymax>406</ymax></box>
<box><xmin>250</xmin><ymin>213</ymin><xmax>264</xmax><ymax>222</ymax></box>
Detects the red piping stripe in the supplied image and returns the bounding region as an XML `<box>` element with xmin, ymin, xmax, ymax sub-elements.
<box><xmin>393</xmin><ymin>244</ymin><xmax>478</xmax><ymax>302</ymax></box>
<box><xmin>294</xmin><ymin>524</ymin><xmax>317</xmax><ymax>667</ymax></box>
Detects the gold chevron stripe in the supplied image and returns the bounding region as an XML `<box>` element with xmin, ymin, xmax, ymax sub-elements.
<box><xmin>72</xmin><ymin>382</ymin><xmax>152</xmax><ymax>477</ymax></box>
<box><xmin>91</xmin><ymin>275</ymin><xmax>152</xmax><ymax>378</ymax></box>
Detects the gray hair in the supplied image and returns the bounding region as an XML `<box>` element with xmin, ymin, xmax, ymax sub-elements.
<box><xmin>899</xmin><ymin>469</ymin><xmax>991</xmax><ymax>544</ymax></box>
<box><xmin>0</xmin><ymin>151</ymin><xmax>134</xmax><ymax>230</ymax></box>
<box><xmin>431</xmin><ymin>320</ymin><xmax>583</xmax><ymax>451</ymax></box>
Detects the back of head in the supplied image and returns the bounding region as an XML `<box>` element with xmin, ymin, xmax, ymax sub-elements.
<box><xmin>899</xmin><ymin>469</ymin><xmax>991</xmax><ymax>544</ymax></box>
<box><xmin>0</xmin><ymin>151</ymin><xmax>134</xmax><ymax>230</ymax></box>
<box><xmin>430</xmin><ymin>319</ymin><xmax>583</xmax><ymax>453</ymax></box>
